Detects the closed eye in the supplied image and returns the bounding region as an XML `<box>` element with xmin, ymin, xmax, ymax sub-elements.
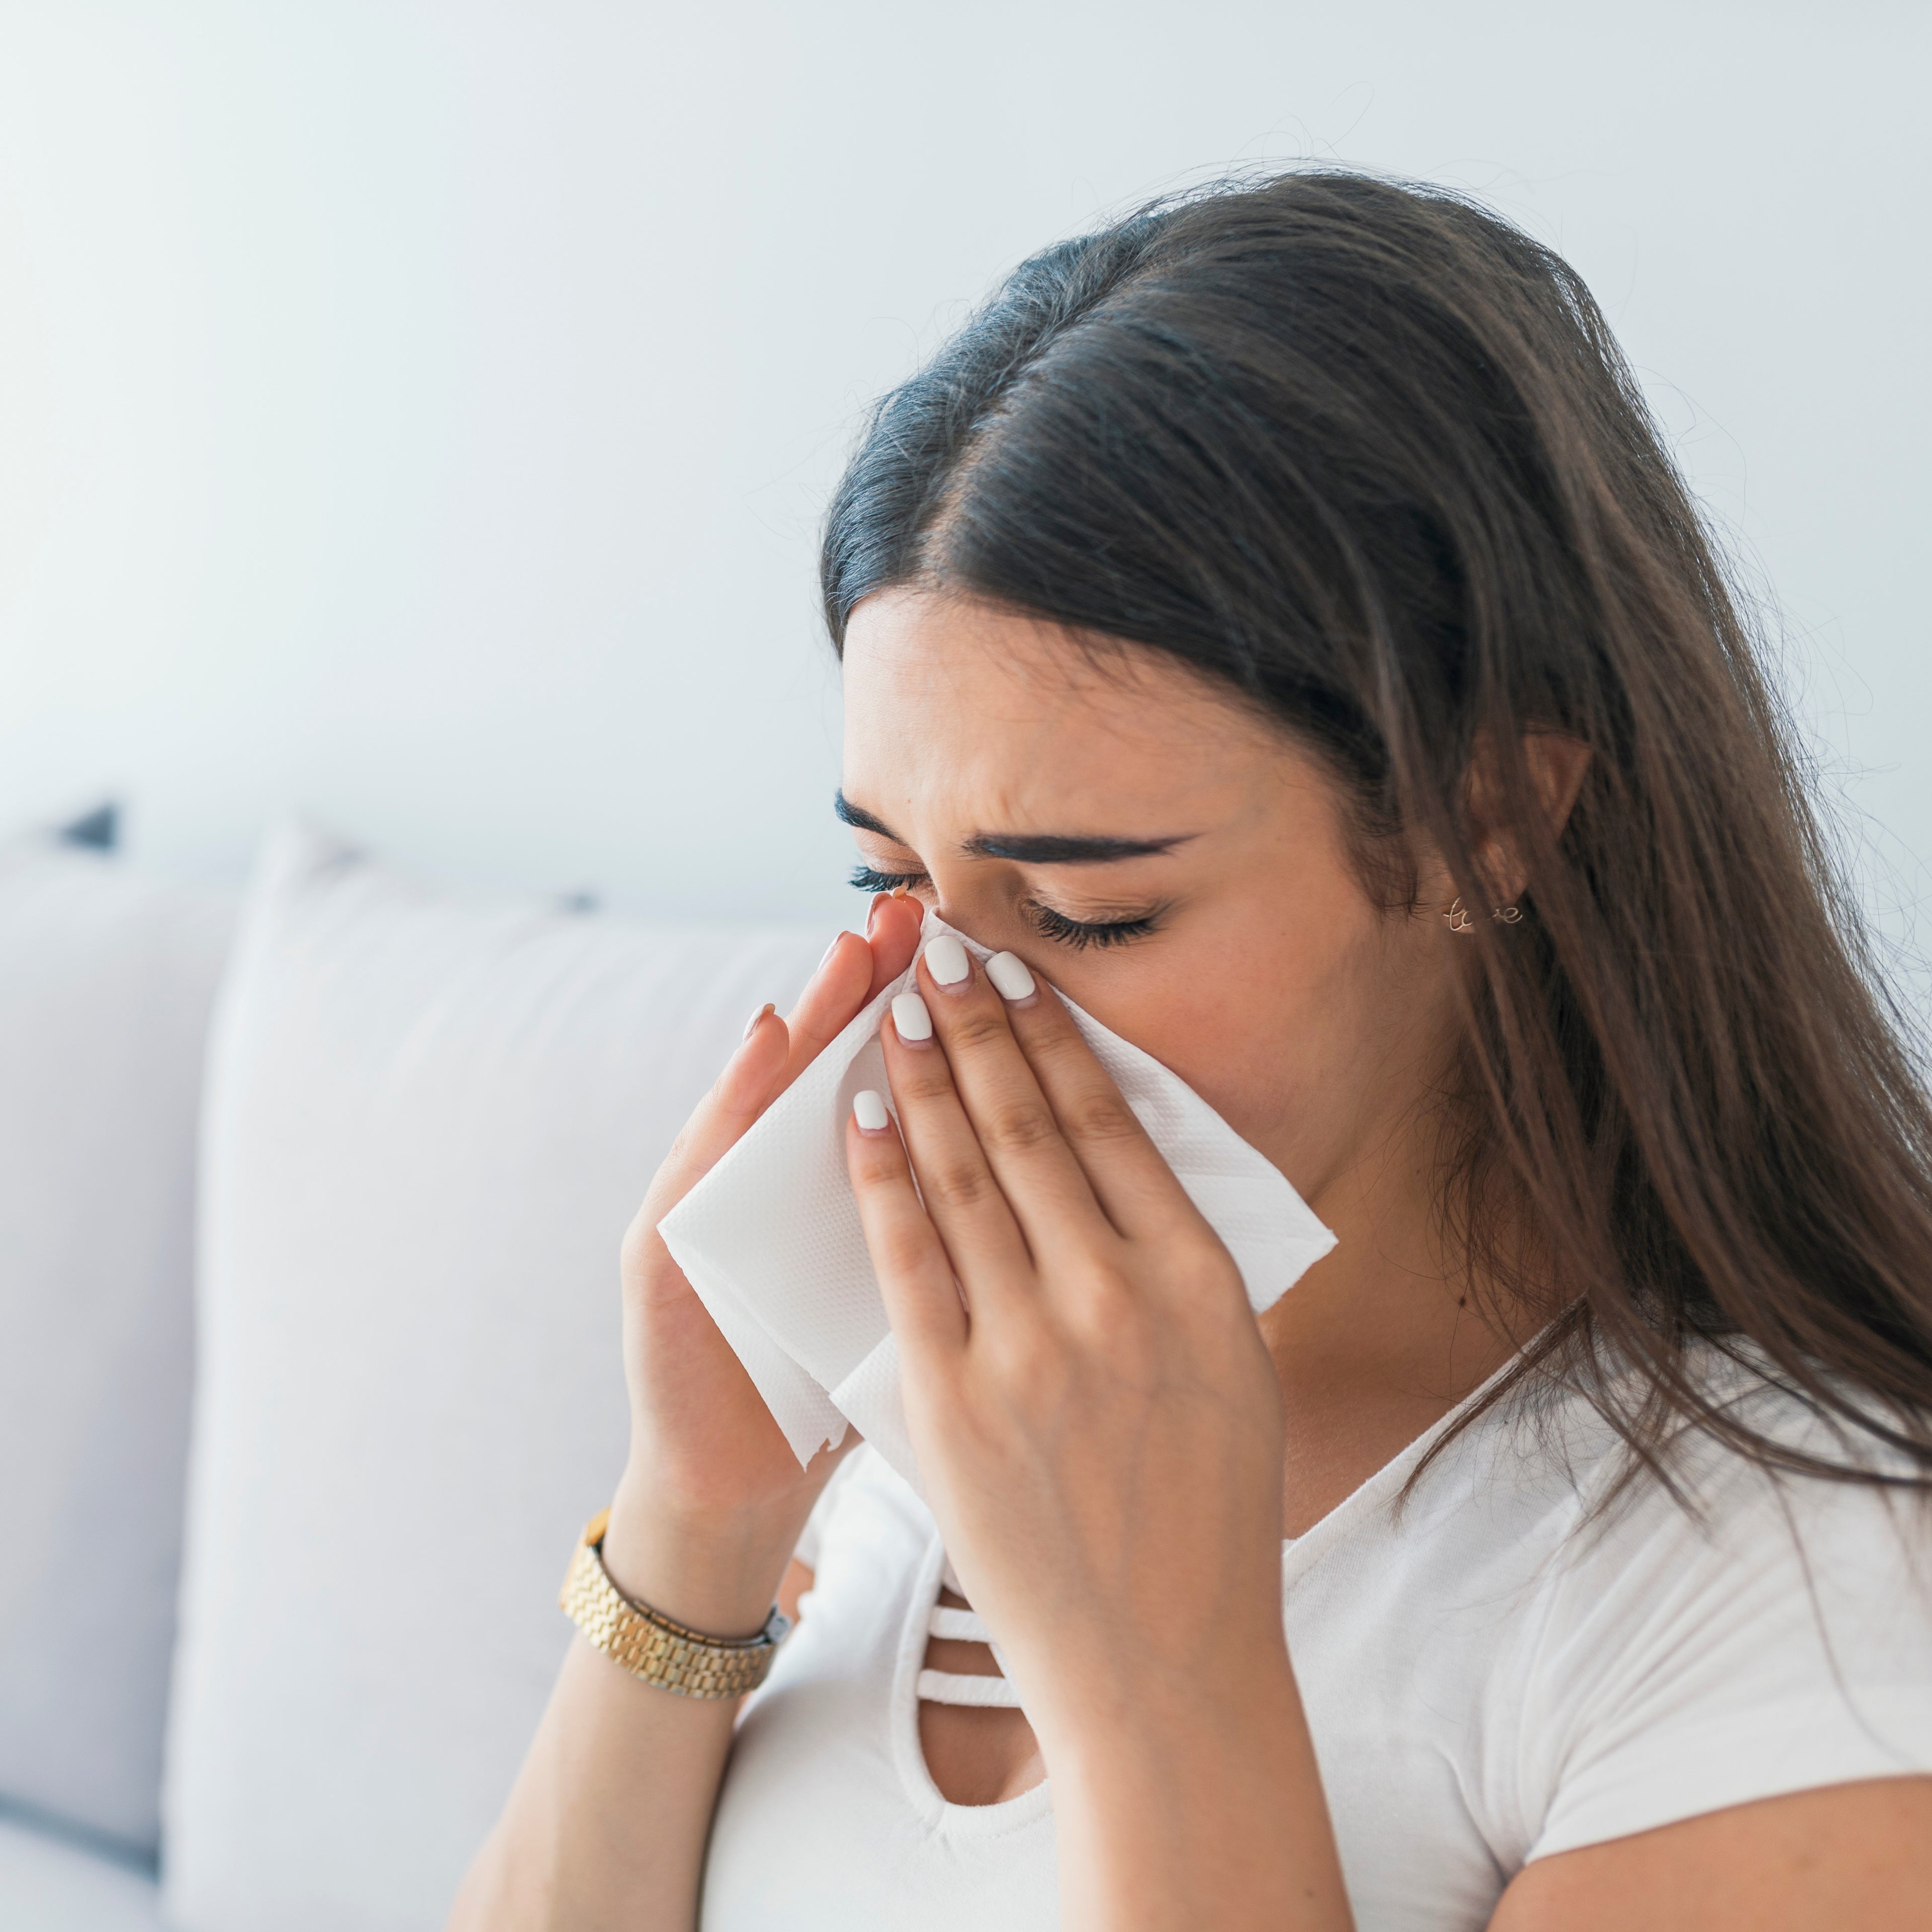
<box><xmin>849</xmin><ymin>864</ymin><xmax>930</xmax><ymax>895</ymax></box>
<box><xmin>848</xmin><ymin>866</ymin><xmax>1165</xmax><ymax>949</ymax></box>
<box><xmin>1025</xmin><ymin>901</ymin><xmax>1165</xmax><ymax>950</ymax></box>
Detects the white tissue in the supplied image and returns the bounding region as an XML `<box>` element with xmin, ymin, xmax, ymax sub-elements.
<box><xmin>657</xmin><ymin>915</ymin><xmax>1336</xmax><ymax>1495</ymax></box>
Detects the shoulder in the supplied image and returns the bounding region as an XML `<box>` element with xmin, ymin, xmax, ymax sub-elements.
<box><xmin>1542</xmin><ymin>1347</ymin><xmax>1931</xmax><ymax>1609</ymax></box>
<box><xmin>1504</xmin><ymin>1348</ymin><xmax>1932</xmax><ymax>1864</ymax></box>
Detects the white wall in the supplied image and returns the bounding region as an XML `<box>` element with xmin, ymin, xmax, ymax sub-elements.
<box><xmin>1</xmin><ymin>1</ymin><xmax>1926</xmax><ymax>930</ymax></box>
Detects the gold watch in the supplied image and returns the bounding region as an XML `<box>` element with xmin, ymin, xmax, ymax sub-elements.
<box><xmin>558</xmin><ymin>1509</ymin><xmax>789</xmax><ymax>1700</ymax></box>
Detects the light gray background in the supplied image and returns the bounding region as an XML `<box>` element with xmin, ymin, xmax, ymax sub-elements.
<box><xmin>1</xmin><ymin>1</ymin><xmax>1925</xmax><ymax>937</ymax></box>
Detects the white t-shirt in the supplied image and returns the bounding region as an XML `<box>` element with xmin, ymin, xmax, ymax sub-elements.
<box><xmin>700</xmin><ymin>1357</ymin><xmax>1932</xmax><ymax>1930</ymax></box>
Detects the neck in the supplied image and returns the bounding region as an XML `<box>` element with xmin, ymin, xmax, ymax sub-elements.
<box><xmin>1258</xmin><ymin>1099</ymin><xmax>1524</xmax><ymax>1536</ymax></box>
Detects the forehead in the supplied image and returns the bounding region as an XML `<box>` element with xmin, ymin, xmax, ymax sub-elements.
<box><xmin>840</xmin><ymin>589</ymin><xmax>1283</xmax><ymax>831</ymax></box>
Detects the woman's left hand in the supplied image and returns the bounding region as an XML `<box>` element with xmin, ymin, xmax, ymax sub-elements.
<box><xmin>845</xmin><ymin>936</ymin><xmax>1353</xmax><ymax>1930</ymax></box>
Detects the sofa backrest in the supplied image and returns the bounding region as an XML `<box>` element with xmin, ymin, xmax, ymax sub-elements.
<box><xmin>160</xmin><ymin>825</ymin><xmax>827</xmax><ymax>1931</ymax></box>
<box><xmin>0</xmin><ymin>838</ymin><xmax>233</xmax><ymax>1853</ymax></box>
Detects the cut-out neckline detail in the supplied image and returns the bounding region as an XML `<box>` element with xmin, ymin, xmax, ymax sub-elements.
<box><xmin>907</xmin><ymin>1573</ymin><xmax>1047</xmax><ymax>1811</ymax></box>
<box><xmin>918</xmin><ymin>1599</ymin><xmax>1022</xmax><ymax>1708</ymax></box>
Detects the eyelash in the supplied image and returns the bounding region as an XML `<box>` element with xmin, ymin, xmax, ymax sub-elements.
<box><xmin>846</xmin><ymin>865</ymin><xmax>1164</xmax><ymax>950</ymax></box>
<box><xmin>848</xmin><ymin>865</ymin><xmax>926</xmax><ymax>896</ymax></box>
<box><xmin>1027</xmin><ymin>903</ymin><xmax>1162</xmax><ymax>950</ymax></box>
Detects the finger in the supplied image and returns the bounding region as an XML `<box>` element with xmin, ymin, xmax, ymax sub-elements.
<box><xmin>879</xmin><ymin>1000</ymin><xmax>1041</xmax><ymax>1313</ymax></box>
<box><xmin>864</xmin><ymin>891</ymin><xmax>923</xmax><ymax>998</ymax></box>
<box><xmin>779</xmin><ymin>894</ymin><xmax>925</xmax><ymax>1085</ymax></box>
<box><xmin>907</xmin><ymin>938</ymin><xmax>1120</xmax><ymax>1260</ymax></box>
<box><xmin>781</xmin><ymin>929</ymin><xmax>877</xmax><ymax>1078</ymax></box>
<box><xmin>978</xmin><ymin>953</ymin><xmax>1206</xmax><ymax>1244</ymax></box>
<box><xmin>647</xmin><ymin>1003</ymin><xmax>793</xmax><ymax>1208</ymax></box>
<box><xmin>845</xmin><ymin>1090</ymin><xmax>967</xmax><ymax>1360</ymax></box>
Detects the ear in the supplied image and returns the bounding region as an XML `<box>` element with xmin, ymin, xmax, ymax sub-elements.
<box><xmin>1470</xmin><ymin>731</ymin><xmax>1591</xmax><ymax>905</ymax></box>
<box><xmin>1523</xmin><ymin>732</ymin><xmax>1592</xmax><ymax>834</ymax></box>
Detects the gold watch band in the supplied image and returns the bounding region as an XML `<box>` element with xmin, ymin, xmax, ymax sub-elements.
<box><xmin>558</xmin><ymin>1508</ymin><xmax>789</xmax><ymax>1700</ymax></box>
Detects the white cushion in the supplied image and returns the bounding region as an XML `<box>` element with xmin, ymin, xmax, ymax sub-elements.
<box><xmin>0</xmin><ymin>842</ymin><xmax>233</xmax><ymax>1852</ymax></box>
<box><xmin>163</xmin><ymin>825</ymin><xmax>828</xmax><ymax>1932</ymax></box>
<box><xmin>0</xmin><ymin>1813</ymin><xmax>166</xmax><ymax>1931</ymax></box>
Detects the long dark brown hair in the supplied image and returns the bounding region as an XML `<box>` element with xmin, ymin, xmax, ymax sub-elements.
<box><xmin>819</xmin><ymin>168</ymin><xmax>1932</xmax><ymax>1496</ymax></box>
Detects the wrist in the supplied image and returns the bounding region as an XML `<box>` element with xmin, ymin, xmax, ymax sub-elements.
<box><xmin>1042</xmin><ymin>1653</ymin><xmax>1353</xmax><ymax>1932</ymax></box>
<box><xmin>599</xmin><ymin>1474</ymin><xmax>807</xmax><ymax>1640</ymax></box>
<box><xmin>1041</xmin><ymin>1643</ymin><xmax>1301</xmax><ymax>1790</ymax></box>
<box><xmin>1016</xmin><ymin>1599</ymin><xmax>1296</xmax><ymax>1758</ymax></box>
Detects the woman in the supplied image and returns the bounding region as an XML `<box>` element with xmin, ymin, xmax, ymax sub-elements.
<box><xmin>452</xmin><ymin>171</ymin><xmax>1932</xmax><ymax>1929</ymax></box>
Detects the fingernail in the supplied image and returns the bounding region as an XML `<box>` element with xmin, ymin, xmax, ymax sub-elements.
<box><xmin>742</xmin><ymin>1001</ymin><xmax>774</xmax><ymax>1042</ymax></box>
<box><xmin>985</xmin><ymin>951</ymin><xmax>1036</xmax><ymax>1002</ymax></box>
<box><xmin>891</xmin><ymin>990</ymin><xmax>933</xmax><ymax>1041</ymax></box>
<box><xmin>864</xmin><ymin>895</ymin><xmax>887</xmax><ymax>938</ymax></box>
<box><xmin>852</xmin><ymin>1089</ymin><xmax>891</xmax><ymax>1133</ymax></box>
<box><xmin>818</xmin><ymin>932</ymin><xmax>846</xmax><ymax>973</ymax></box>
<box><xmin>924</xmin><ymin>935</ymin><xmax>971</xmax><ymax>987</ymax></box>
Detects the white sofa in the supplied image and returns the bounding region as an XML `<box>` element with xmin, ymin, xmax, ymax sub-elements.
<box><xmin>0</xmin><ymin>821</ymin><xmax>826</xmax><ymax>1929</ymax></box>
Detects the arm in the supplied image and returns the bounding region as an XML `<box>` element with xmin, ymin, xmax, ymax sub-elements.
<box><xmin>845</xmin><ymin>940</ymin><xmax>1932</xmax><ymax>1931</ymax></box>
<box><xmin>451</xmin><ymin>1553</ymin><xmax>821</xmax><ymax>1932</ymax></box>
<box><xmin>1490</xmin><ymin>1778</ymin><xmax>1932</xmax><ymax>1929</ymax></box>
<box><xmin>845</xmin><ymin>942</ymin><xmax>1353</xmax><ymax>1931</ymax></box>
<box><xmin>445</xmin><ymin>1504</ymin><xmax>809</xmax><ymax>1932</ymax></box>
<box><xmin>448</xmin><ymin>899</ymin><xmax>921</xmax><ymax>1932</ymax></box>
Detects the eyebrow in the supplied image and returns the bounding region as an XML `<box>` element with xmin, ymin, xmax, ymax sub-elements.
<box><xmin>834</xmin><ymin>791</ymin><xmax>1195</xmax><ymax>865</ymax></box>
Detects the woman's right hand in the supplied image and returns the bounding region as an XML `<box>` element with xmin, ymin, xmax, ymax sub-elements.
<box><xmin>599</xmin><ymin>893</ymin><xmax>924</xmax><ymax>1634</ymax></box>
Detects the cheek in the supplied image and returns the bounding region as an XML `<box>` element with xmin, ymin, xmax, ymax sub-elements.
<box><xmin>1062</xmin><ymin>891</ymin><xmax>1465</xmax><ymax>1205</ymax></box>
<box><xmin>1057</xmin><ymin>907</ymin><xmax>1388</xmax><ymax>1168</ymax></box>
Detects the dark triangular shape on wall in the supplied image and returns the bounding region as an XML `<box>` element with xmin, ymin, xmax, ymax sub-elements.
<box><xmin>58</xmin><ymin>803</ymin><xmax>120</xmax><ymax>852</ymax></box>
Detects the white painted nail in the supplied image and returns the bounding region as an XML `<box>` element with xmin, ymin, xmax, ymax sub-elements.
<box><xmin>924</xmin><ymin>935</ymin><xmax>971</xmax><ymax>986</ymax></box>
<box><xmin>891</xmin><ymin>990</ymin><xmax>933</xmax><ymax>1041</ymax></box>
<box><xmin>985</xmin><ymin>951</ymin><xmax>1036</xmax><ymax>1002</ymax></box>
<box><xmin>853</xmin><ymin>1089</ymin><xmax>891</xmax><ymax>1133</ymax></box>
<box><xmin>742</xmin><ymin>1002</ymin><xmax>774</xmax><ymax>1041</ymax></box>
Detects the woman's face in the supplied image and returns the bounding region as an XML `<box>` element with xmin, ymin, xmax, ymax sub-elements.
<box><xmin>839</xmin><ymin>588</ymin><xmax>1464</xmax><ymax>1212</ymax></box>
